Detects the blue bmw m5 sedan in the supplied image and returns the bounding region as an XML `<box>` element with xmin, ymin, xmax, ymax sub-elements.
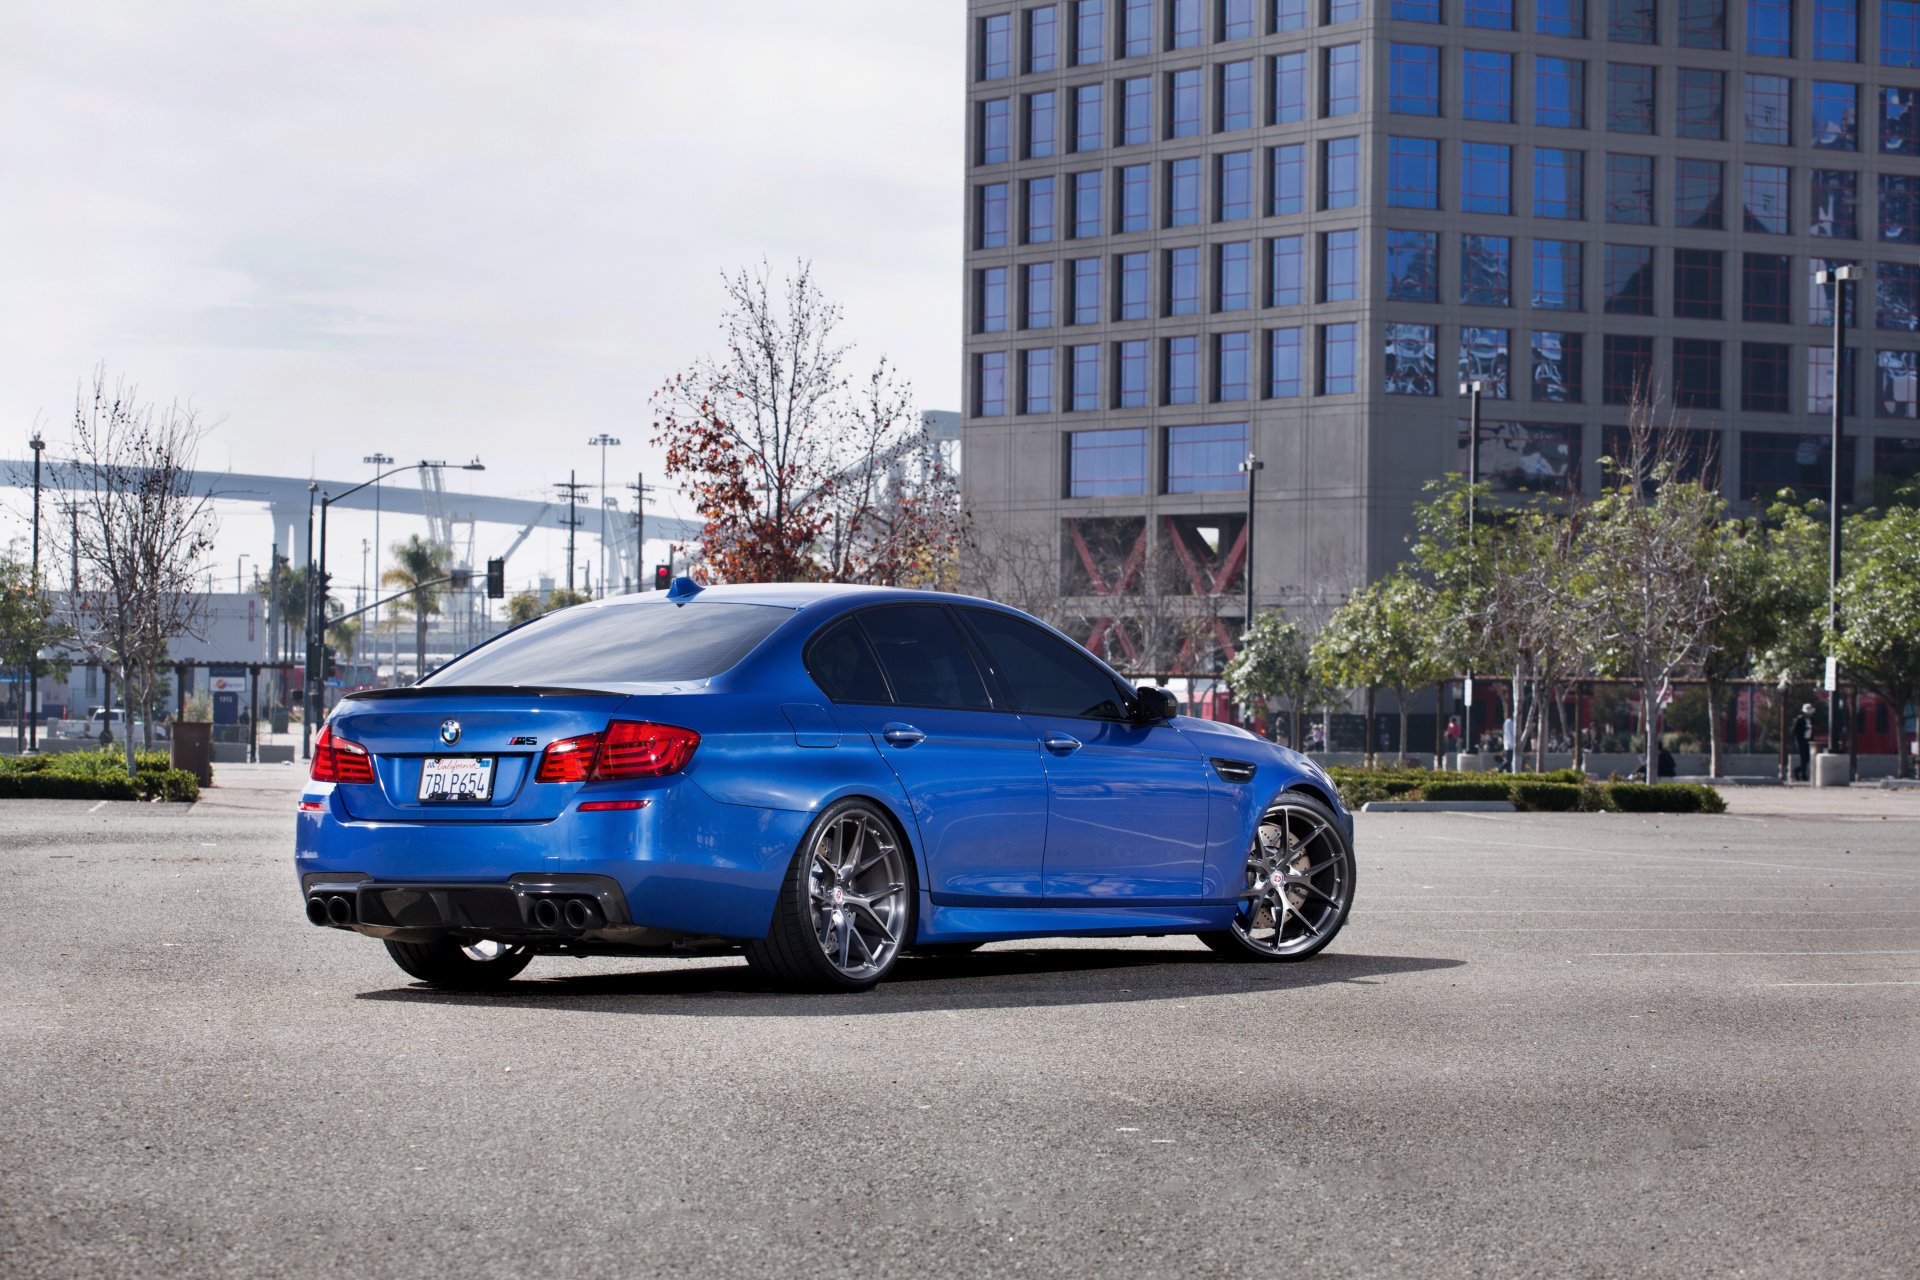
<box><xmin>295</xmin><ymin>580</ymin><xmax>1356</xmax><ymax>991</ymax></box>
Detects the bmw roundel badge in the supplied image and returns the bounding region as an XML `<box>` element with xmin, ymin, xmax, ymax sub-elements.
<box><xmin>439</xmin><ymin>719</ymin><xmax>462</xmax><ymax>746</ymax></box>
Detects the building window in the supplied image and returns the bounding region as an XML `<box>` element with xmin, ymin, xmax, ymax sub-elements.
<box><xmin>1743</xmin><ymin>253</ymin><xmax>1792</xmax><ymax>323</ymax></box>
<box><xmin>1673</xmin><ymin>248</ymin><xmax>1724</xmax><ymax>319</ymax></box>
<box><xmin>1217</xmin><ymin>241</ymin><xmax>1254</xmax><ymax>311</ymax></box>
<box><xmin>1741</xmin><ymin>342</ymin><xmax>1792</xmax><ymax>411</ymax></box>
<box><xmin>1884</xmin><ymin>87</ymin><xmax>1920</xmax><ymax>154</ymax></box>
<box><xmin>1168</xmin><ymin>157</ymin><xmax>1202</xmax><ymax>226</ymax></box>
<box><xmin>1028</xmin><ymin>6</ymin><xmax>1060</xmax><ymax>72</ymax></box>
<box><xmin>1069</xmin><ymin>343</ymin><xmax>1101</xmax><ymax>411</ymax></box>
<box><xmin>1222</xmin><ymin>0</ymin><xmax>1257</xmax><ymax>39</ymax></box>
<box><xmin>1214</xmin><ymin>334</ymin><xmax>1252</xmax><ymax>401</ymax></box>
<box><xmin>1321</xmin><ymin>229</ymin><xmax>1359</xmax><ymax>301</ymax></box>
<box><xmin>1269</xmin><ymin>235</ymin><xmax>1305</xmax><ymax>306</ymax></box>
<box><xmin>1275</xmin><ymin>0</ymin><xmax>1309</xmax><ymax>29</ymax></box>
<box><xmin>1320</xmin><ymin>323</ymin><xmax>1358</xmax><ymax>394</ymax></box>
<box><xmin>1116</xmin><ymin>339</ymin><xmax>1149</xmax><ymax>406</ymax></box>
<box><xmin>1073</xmin><ymin>0</ymin><xmax>1106</xmax><ymax>64</ymax></box>
<box><xmin>1023</xmin><ymin>348</ymin><xmax>1055</xmax><ymax>414</ymax></box>
<box><xmin>1219</xmin><ymin>60</ymin><xmax>1256</xmax><ymax>131</ymax></box>
<box><xmin>1323</xmin><ymin>137</ymin><xmax>1360</xmax><ymax>209</ymax></box>
<box><xmin>1677</xmin><ymin>68</ymin><xmax>1725</xmax><ymax>139</ymax></box>
<box><xmin>1268</xmin><ymin>328</ymin><xmax>1303</xmax><ymax>397</ymax></box>
<box><xmin>1393</xmin><ymin>0</ymin><xmax>1443</xmax><ymax>20</ymax></box>
<box><xmin>1327</xmin><ymin>0</ymin><xmax>1364</xmax><ymax>22</ymax></box>
<box><xmin>1027</xmin><ymin>92</ymin><xmax>1057</xmax><ymax>159</ymax></box>
<box><xmin>1742</xmin><ymin>430</ymin><xmax>1853</xmax><ymax>501</ymax></box>
<box><xmin>1165</xmin><ymin>335</ymin><xmax>1200</xmax><ymax>404</ymax></box>
<box><xmin>976</xmin><ymin>351</ymin><xmax>1008</xmax><ymax>416</ymax></box>
<box><xmin>1607</xmin><ymin>64</ymin><xmax>1655</xmax><ymax>134</ymax></box>
<box><xmin>1170</xmin><ymin>0</ymin><xmax>1204</xmax><ymax>48</ymax></box>
<box><xmin>1810</xmin><ymin>257</ymin><xmax>1861</xmax><ymax>326</ymax></box>
<box><xmin>1273</xmin><ymin>51</ymin><xmax>1308</xmax><ymax>123</ymax></box>
<box><xmin>1675</xmin><ymin>158</ymin><xmax>1724</xmax><ymax>229</ymax></box>
<box><xmin>1879</xmin><ymin>261</ymin><xmax>1920</xmax><ymax>331</ymax></box>
<box><xmin>1170</xmin><ymin>69</ymin><xmax>1203</xmax><ymax>138</ymax></box>
<box><xmin>1532</xmin><ymin>331</ymin><xmax>1584</xmax><ymax>403</ymax></box>
<box><xmin>1890</xmin><ymin>2</ymin><xmax>1920</xmax><ymax>68</ymax></box>
<box><xmin>1069</xmin><ymin>428</ymin><xmax>1148</xmax><ymax>496</ymax></box>
<box><xmin>1118</xmin><ymin>163</ymin><xmax>1150</xmax><ymax>232</ymax></box>
<box><xmin>1168</xmin><ymin>423</ymin><xmax>1251</xmax><ymax>492</ymax></box>
<box><xmin>1673</xmin><ymin>338</ymin><xmax>1722</xmax><ymax>407</ymax></box>
<box><xmin>1814</xmin><ymin>0</ymin><xmax>1860</xmax><ymax>62</ymax></box>
<box><xmin>982</xmin><ymin>14</ymin><xmax>1013</xmax><ymax>80</ymax></box>
<box><xmin>1748</xmin><ymin>0</ymin><xmax>1793</xmax><ymax>56</ymax></box>
<box><xmin>1025</xmin><ymin>176</ymin><xmax>1057</xmax><ymax>243</ymax></box>
<box><xmin>1812</xmin><ymin>81</ymin><xmax>1860</xmax><ymax>149</ymax></box>
<box><xmin>978</xmin><ymin>266</ymin><xmax>1008</xmax><ymax>334</ymax></box>
<box><xmin>1811</xmin><ymin>169</ymin><xmax>1859</xmax><ymax>237</ymax></box>
<box><xmin>1678</xmin><ymin>0</ymin><xmax>1727</xmax><ymax>49</ymax></box>
<box><xmin>1117</xmin><ymin>251</ymin><xmax>1149</xmax><ymax>319</ymax></box>
<box><xmin>1384</xmin><ymin>323</ymin><xmax>1439</xmax><ymax>396</ymax></box>
<box><xmin>1602</xmin><ymin>334</ymin><xmax>1654</xmax><ymax>404</ymax></box>
<box><xmin>1269</xmin><ymin>143</ymin><xmax>1306</xmax><ymax>215</ymax></box>
<box><xmin>1534</xmin><ymin>148</ymin><xmax>1585</xmax><ymax>219</ymax></box>
<box><xmin>1877</xmin><ymin>350</ymin><xmax>1920</xmax><ymax>417</ymax></box>
<box><xmin>1388</xmin><ymin>137</ymin><xmax>1441</xmax><ymax>209</ymax></box>
<box><xmin>1387</xmin><ymin>229</ymin><xmax>1440</xmax><ymax>302</ymax></box>
<box><xmin>1742</xmin><ymin>163</ymin><xmax>1790</xmax><ymax>233</ymax></box>
<box><xmin>1807</xmin><ymin>346</ymin><xmax>1858</xmax><ymax>413</ymax></box>
<box><xmin>1460</xmin><ymin>327</ymin><xmax>1512</xmax><ymax>399</ymax></box>
<box><xmin>979</xmin><ymin>182</ymin><xmax>1010</xmax><ymax>248</ymax></box>
<box><xmin>1074</xmin><ymin>84</ymin><xmax>1105</xmax><ymax>152</ymax></box>
<box><xmin>1538</xmin><ymin>0</ymin><xmax>1587</xmax><ymax>37</ymax></box>
<box><xmin>1744</xmin><ymin>73</ymin><xmax>1791</xmax><ymax>145</ymax></box>
<box><xmin>1073</xmin><ymin>171</ymin><xmax>1103</xmax><ymax>238</ymax></box>
<box><xmin>1536</xmin><ymin>58</ymin><xmax>1586</xmax><ymax>128</ymax></box>
<box><xmin>1217</xmin><ymin>151</ymin><xmax>1254</xmax><ymax>221</ymax></box>
<box><xmin>1881</xmin><ymin>173</ymin><xmax>1920</xmax><ymax>241</ymax></box>
<box><xmin>1024</xmin><ymin>261</ymin><xmax>1056</xmax><ymax>328</ymax></box>
<box><xmin>1325</xmin><ymin>44</ymin><xmax>1362</xmax><ymax>117</ymax></box>
<box><xmin>1121</xmin><ymin>0</ymin><xmax>1152</xmax><ymax>56</ymax></box>
<box><xmin>1120</xmin><ymin>77</ymin><xmax>1152</xmax><ymax>146</ymax></box>
<box><xmin>1606</xmin><ymin>152</ymin><xmax>1655</xmax><ymax>223</ymax></box>
<box><xmin>1604</xmin><ymin>243</ymin><xmax>1656</xmax><ymax>314</ymax></box>
<box><xmin>1071</xmin><ymin>257</ymin><xmax>1101</xmax><ymax>324</ymax></box>
<box><xmin>1463</xmin><ymin>50</ymin><xmax>1514</xmax><ymax>122</ymax></box>
<box><xmin>1533</xmin><ymin>239</ymin><xmax>1585</xmax><ymax>310</ymax></box>
<box><xmin>1461</xmin><ymin>234</ymin><xmax>1513</xmax><ymax>306</ymax></box>
<box><xmin>1609</xmin><ymin>0</ymin><xmax>1657</xmax><ymax>42</ymax></box>
<box><xmin>980</xmin><ymin>99</ymin><xmax>1011</xmax><ymax>165</ymax></box>
<box><xmin>1464</xmin><ymin>0</ymin><xmax>1516</xmax><ymax>30</ymax></box>
<box><xmin>1390</xmin><ymin>44</ymin><xmax>1441</xmax><ymax>116</ymax></box>
<box><xmin>1462</xmin><ymin>142</ymin><xmax>1513</xmax><ymax>214</ymax></box>
<box><xmin>1166</xmin><ymin>246</ymin><xmax>1202</xmax><ymax>316</ymax></box>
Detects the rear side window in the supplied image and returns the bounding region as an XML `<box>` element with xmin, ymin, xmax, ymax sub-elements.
<box><xmin>806</xmin><ymin>620</ymin><xmax>892</xmax><ymax>704</ymax></box>
<box><xmin>857</xmin><ymin>606</ymin><xmax>993</xmax><ymax>711</ymax></box>
<box><xmin>963</xmin><ymin>608</ymin><xmax>1131</xmax><ymax>720</ymax></box>
<box><xmin>423</xmin><ymin>602</ymin><xmax>788</xmax><ymax>687</ymax></box>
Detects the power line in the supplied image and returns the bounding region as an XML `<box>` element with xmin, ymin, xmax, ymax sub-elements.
<box><xmin>554</xmin><ymin>471</ymin><xmax>588</xmax><ymax>594</ymax></box>
<box><xmin>625</xmin><ymin>472</ymin><xmax>657</xmax><ymax>590</ymax></box>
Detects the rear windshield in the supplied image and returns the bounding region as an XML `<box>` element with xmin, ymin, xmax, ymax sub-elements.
<box><xmin>422</xmin><ymin>602</ymin><xmax>789</xmax><ymax>687</ymax></box>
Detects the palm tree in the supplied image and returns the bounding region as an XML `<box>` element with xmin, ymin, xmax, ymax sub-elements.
<box><xmin>382</xmin><ymin>535</ymin><xmax>452</xmax><ymax>681</ymax></box>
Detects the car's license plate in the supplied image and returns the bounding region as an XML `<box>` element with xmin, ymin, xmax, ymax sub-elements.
<box><xmin>418</xmin><ymin>757</ymin><xmax>496</xmax><ymax>802</ymax></box>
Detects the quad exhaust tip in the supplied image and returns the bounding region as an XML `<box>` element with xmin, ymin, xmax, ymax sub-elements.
<box><xmin>326</xmin><ymin>896</ymin><xmax>354</xmax><ymax>927</ymax></box>
<box><xmin>530</xmin><ymin>896</ymin><xmax>601</xmax><ymax>932</ymax></box>
<box><xmin>304</xmin><ymin>896</ymin><xmax>328</xmax><ymax>926</ymax></box>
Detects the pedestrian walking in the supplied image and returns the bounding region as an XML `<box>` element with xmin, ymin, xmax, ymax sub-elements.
<box><xmin>1444</xmin><ymin>716</ymin><xmax>1461</xmax><ymax>758</ymax></box>
<box><xmin>1501</xmin><ymin>714</ymin><xmax>1515</xmax><ymax>770</ymax></box>
<box><xmin>1791</xmin><ymin>703</ymin><xmax>1815</xmax><ymax>782</ymax></box>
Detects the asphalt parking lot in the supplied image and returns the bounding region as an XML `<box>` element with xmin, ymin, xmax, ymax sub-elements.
<box><xmin>2</xmin><ymin>767</ymin><xmax>1915</xmax><ymax>1279</ymax></box>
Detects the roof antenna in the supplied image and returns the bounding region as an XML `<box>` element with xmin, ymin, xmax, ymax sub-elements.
<box><xmin>666</xmin><ymin>575</ymin><xmax>703</xmax><ymax>604</ymax></box>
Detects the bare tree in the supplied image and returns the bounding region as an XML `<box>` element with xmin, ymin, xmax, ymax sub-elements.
<box><xmin>58</xmin><ymin>367</ymin><xmax>217</xmax><ymax>777</ymax></box>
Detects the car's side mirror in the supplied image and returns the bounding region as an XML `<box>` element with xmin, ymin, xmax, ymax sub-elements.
<box><xmin>1134</xmin><ymin>686</ymin><xmax>1180</xmax><ymax>723</ymax></box>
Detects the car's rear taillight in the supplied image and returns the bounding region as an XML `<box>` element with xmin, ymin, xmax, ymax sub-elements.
<box><xmin>312</xmin><ymin>723</ymin><xmax>376</xmax><ymax>784</ymax></box>
<box><xmin>534</xmin><ymin>721</ymin><xmax>700</xmax><ymax>783</ymax></box>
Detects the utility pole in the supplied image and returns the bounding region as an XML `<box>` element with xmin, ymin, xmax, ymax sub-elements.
<box><xmin>1814</xmin><ymin>264</ymin><xmax>1859</xmax><ymax>768</ymax></box>
<box><xmin>1459</xmin><ymin>379</ymin><xmax>1485</xmax><ymax>756</ymax></box>
<box><xmin>363</xmin><ymin>452</ymin><xmax>393</xmax><ymax>685</ymax></box>
<box><xmin>556</xmin><ymin>471</ymin><xmax>588</xmax><ymax>595</ymax></box>
<box><xmin>28</xmin><ymin>432</ymin><xmax>45</xmax><ymax>752</ymax></box>
<box><xmin>1237</xmin><ymin>452</ymin><xmax>1264</xmax><ymax>730</ymax></box>
<box><xmin>303</xmin><ymin>483</ymin><xmax>316</xmax><ymax>760</ymax></box>
<box><xmin>626</xmin><ymin>473</ymin><xmax>656</xmax><ymax>589</ymax></box>
<box><xmin>587</xmin><ymin>434</ymin><xmax>621</xmax><ymax>598</ymax></box>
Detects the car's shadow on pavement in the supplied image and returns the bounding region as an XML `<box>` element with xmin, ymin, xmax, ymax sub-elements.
<box><xmin>355</xmin><ymin>948</ymin><xmax>1464</xmax><ymax>1016</ymax></box>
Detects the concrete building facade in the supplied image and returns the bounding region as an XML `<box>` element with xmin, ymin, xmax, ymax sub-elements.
<box><xmin>961</xmin><ymin>0</ymin><xmax>1920</xmax><ymax>673</ymax></box>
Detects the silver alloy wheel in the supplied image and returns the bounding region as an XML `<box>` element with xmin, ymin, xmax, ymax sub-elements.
<box><xmin>1232</xmin><ymin>803</ymin><xmax>1351</xmax><ymax>957</ymax></box>
<box><xmin>806</xmin><ymin>809</ymin><xmax>910</xmax><ymax>981</ymax></box>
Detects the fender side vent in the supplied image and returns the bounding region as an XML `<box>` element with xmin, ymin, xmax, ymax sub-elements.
<box><xmin>1210</xmin><ymin>757</ymin><xmax>1258</xmax><ymax>783</ymax></box>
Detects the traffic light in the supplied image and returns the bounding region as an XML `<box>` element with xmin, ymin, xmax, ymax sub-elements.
<box><xmin>653</xmin><ymin>564</ymin><xmax>671</xmax><ymax>591</ymax></box>
<box><xmin>486</xmin><ymin>558</ymin><xmax>505</xmax><ymax>599</ymax></box>
<box><xmin>322</xmin><ymin>647</ymin><xmax>338</xmax><ymax>681</ymax></box>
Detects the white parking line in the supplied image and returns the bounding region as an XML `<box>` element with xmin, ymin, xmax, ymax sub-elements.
<box><xmin>1589</xmin><ymin>949</ymin><xmax>1920</xmax><ymax>957</ymax></box>
<box><xmin>1418</xmin><ymin>834</ymin><xmax>1920</xmax><ymax>880</ymax></box>
<box><xmin>1766</xmin><ymin>981</ymin><xmax>1920</xmax><ymax>987</ymax></box>
<box><xmin>87</xmin><ymin>801</ymin><xmax>108</xmax><ymax>814</ymax></box>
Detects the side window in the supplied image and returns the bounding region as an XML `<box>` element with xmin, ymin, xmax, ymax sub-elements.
<box><xmin>962</xmin><ymin>609</ymin><xmax>1130</xmax><ymax>720</ymax></box>
<box><xmin>856</xmin><ymin>606</ymin><xmax>994</xmax><ymax>712</ymax></box>
<box><xmin>805</xmin><ymin>619</ymin><xmax>892</xmax><ymax>704</ymax></box>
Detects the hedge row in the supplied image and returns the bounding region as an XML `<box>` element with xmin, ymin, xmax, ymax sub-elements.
<box><xmin>1326</xmin><ymin>766</ymin><xmax>1725</xmax><ymax>814</ymax></box>
<box><xmin>0</xmin><ymin>748</ymin><xmax>201</xmax><ymax>803</ymax></box>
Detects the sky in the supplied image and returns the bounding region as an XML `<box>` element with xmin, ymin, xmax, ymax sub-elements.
<box><xmin>0</xmin><ymin>0</ymin><xmax>962</xmax><ymax>595</ymax></box>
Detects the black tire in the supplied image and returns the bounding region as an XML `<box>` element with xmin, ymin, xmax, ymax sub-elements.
<box><xmin>1198</xmin><ymin>792</ymin><xmax>1355</xmax><ymax>962</ymax></box>
<box><xmin>383</xmin><ymin>937</ymin><xmax>534</xmax><ymax>989</ymax></box>
<box><xmin>744</xmin><ymin>798</ymin><xmax>916</xmax><ymax>993</ymax></box>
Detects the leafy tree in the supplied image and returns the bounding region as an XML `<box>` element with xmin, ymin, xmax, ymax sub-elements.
<box><xmin>1223</xmin><ymin>610</ymin><xmax>1314</xmax><ymax>747</ymax></box>
<box><xmin>1835</xmin><ymin>505</ymin><xmax>1920</xmax><ymax>777</ymax></box>
<box><xmin>1309</xmin><ymin>574</ymin><xmax>1449</xmax><ymax>762</ymax></box>
<box><xmin>505</xmin><ymin>587</ymin><xmax>590</xmax><ymax>627</ymax></box>
<box><xmin>1</xmin><ymin>554</ymin><xmax>73</xmax><ymax>743</ymax></box>
<box><xmin>326</xmin><ymin>616</ymin><xmax>361</xmax><ymax>664</ymax></box>
<box><xmin>382</xmin><ymin>534</ymin><xmax>451</xmax><ymax>681</ymax></box>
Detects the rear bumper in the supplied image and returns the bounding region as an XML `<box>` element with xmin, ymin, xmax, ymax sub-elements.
<box><xmin>301</xmin><ymin>873</ymin><xmax>639</xmax><ymax>943</ymax></box>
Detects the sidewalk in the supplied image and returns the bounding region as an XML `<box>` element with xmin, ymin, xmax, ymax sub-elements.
<box><xmin>1717</xmin><ymin>781</ymin><xmax>1920</xmax><ymax>820</ymax></box>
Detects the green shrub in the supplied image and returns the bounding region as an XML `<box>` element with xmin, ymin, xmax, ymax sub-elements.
<box><xmin>0</xmin><ymin>749</ymin><xmax>200</xmax><ymax>802</ymax></box>
<box><xmin>1422</xmin><ymin>780</ymin><xmax>1515</xmax><ymax>802</ymax></box>
<box><xmin>1511</xmin><ymin>781</ymin><xmax>1582</xmax><ymax>811</ymax></box>
<box><xmin>0</xmin><ymin>770</ymin><xmax>139</xmax><ymax>801</ymax></box>
<box><xmin>1603</xmin><ymin>782</ymin><xmax>1726</xmax><ymax>814</ymax></box>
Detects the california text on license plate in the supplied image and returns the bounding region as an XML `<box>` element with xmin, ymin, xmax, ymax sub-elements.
<box><xmin>419</xmin><ymin>757</ymin><xmax>495</xmax><ymax>802</ymax></box>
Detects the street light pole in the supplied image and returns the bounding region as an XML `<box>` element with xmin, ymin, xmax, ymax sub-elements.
<box><xmin>363</xmin><ymin>452</ymin><xmax>393</xmax><ymax>685</ymax></box>
<box><xmin>587</xmin><ymin>434</ymin><xmax>621</xmax><ymax>598</ymax></box>
<box><xmin>1814</xmin><ymin>265</ymin><xmax>1857</xmax><ymax>760</ymax></box>
<box><xmin>1459</xmin><ymin>380</ymin><xmax>1485</xmax><ymax>757</ymax></box>
<box><xmin>28</xmin><ymin>431</ymin><xmax>45</xmax><ymax>752</ymax></box>
<box><xmin>1236</xmin><ymin>452</ymin><xmax>1264</xmax><ymax>728</ymax></box>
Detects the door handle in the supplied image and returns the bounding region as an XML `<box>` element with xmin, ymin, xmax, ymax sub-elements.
<box><xmin>1041</xmin><ymin>733</ymin><xmax>1082</xmax><ymax>754</ymax></box>
<box><xmin>881</xmin><ymin>723</ymin><xmax>925</xmax><ymax>747</ymax></box>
